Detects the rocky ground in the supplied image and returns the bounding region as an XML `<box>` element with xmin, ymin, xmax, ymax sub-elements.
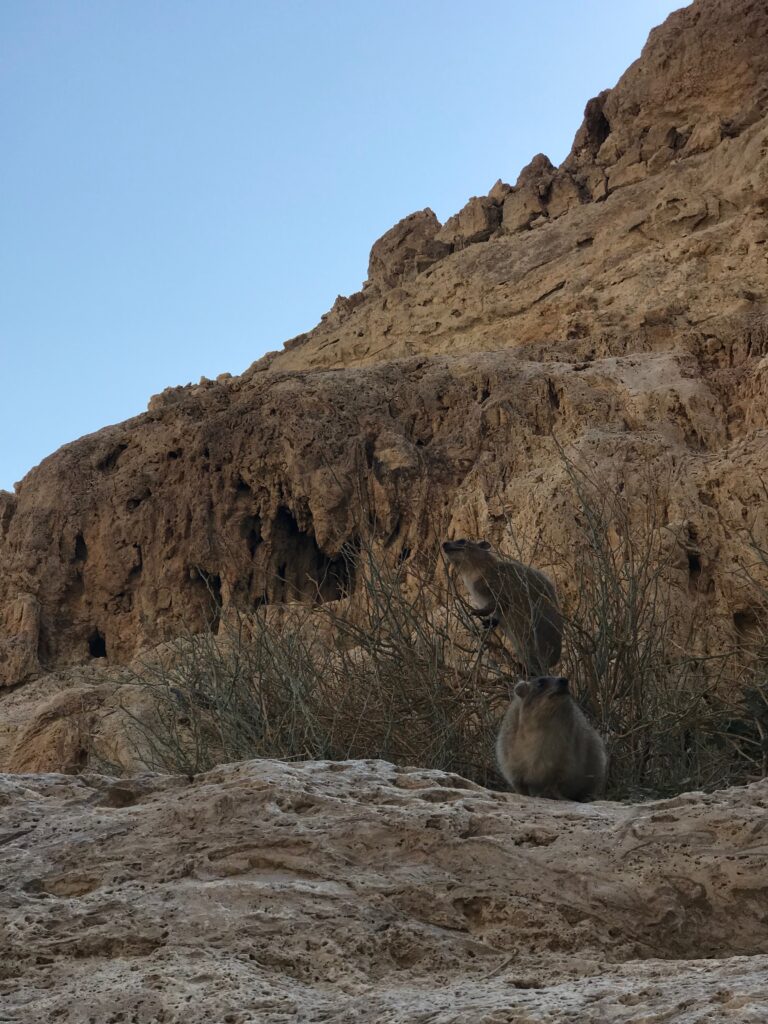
<box><xmin>2</xmin><ymin>0</ymin><xmax>767</xmax><ymax>692</ymax></box>
<box><xmin>2</xmin><ymin>758</ymin><xmax>768</xmax><ymax>1023</ymax></box>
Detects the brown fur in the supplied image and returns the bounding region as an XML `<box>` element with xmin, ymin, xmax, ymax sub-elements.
<box><xmin>496</xmin><ymin>676</ymin><xmax>607</xmax><ymax>801</ymax></box>
<box><xmin>443</xmin><ymin>538</ymin><xmax>562</xmax><ymax>675</ymax></box>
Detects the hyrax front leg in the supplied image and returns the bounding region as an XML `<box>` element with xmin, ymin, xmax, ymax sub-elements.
<box><xmin>468</xmin><ymin>605</ymin><xmax>500</xmax><ymax>630</ymax></box>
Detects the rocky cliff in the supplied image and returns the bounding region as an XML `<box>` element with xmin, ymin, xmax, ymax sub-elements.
<box><xmin>3</xmin><ymin>5</ymin><xmax>768</xmax><ymax>1018</ymax></box>
<box><xmin>1</xmin><ymin>0</ymin><xmax>767</xmax><ymax>690</ymax></box>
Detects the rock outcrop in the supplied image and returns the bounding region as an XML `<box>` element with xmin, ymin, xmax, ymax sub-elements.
<box><xmin>1</xmin><ymin>0</ymin><xmax>767</xmax><ymax>699</ymax></box>
<box><xmin>2</xmin><ymin>758</ymin><xmax>768</xmax><ymax>1022</ymax></box>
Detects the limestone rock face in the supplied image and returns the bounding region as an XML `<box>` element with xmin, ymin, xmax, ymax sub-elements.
<box><xmin>367</xmin><ymin>208</ymin><xmax>450</xmax><ymax>290</ymax></box>
<box><xmin>1</xmin><ymin>0</ymin><xmax>768</xmax><ymax>693</ymax></box>
<box><xmin>269</xmin><ymin>0</ymin><xmax>768</xmax><ymax>372</ymax></box>
<box><xmin>2</xmin><ymin>759</ymin><xmax>768</xmax><ymax>1021</ymax></box>
<box><xmin>435</xmin><ymin>194</ymin><xmax>502</xmax><ymax>249</ymax></box>
<box><xmin>1</xmin><ymin>345</ymin><xmax>766</xmax><ymax>685</ymax></box>
<box><xmin>564</xmin><ymin>0</ymin><xmax>768</xmax><ymax>188</ymax></box>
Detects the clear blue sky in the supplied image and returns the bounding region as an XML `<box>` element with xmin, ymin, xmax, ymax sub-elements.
<box><xmin>1</xmin><ymin>1</ymin><xmax>689</xmax><ymax>491</ymax></box>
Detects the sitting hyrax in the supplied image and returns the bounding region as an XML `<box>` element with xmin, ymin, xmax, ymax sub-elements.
<box><xmin>442</xmin><ymin>538</ymin><xmax>562</xmax><ymax>675</ymax></box>
<box><xmin>496</xmin><ymin>676</ymin><xmax>606</xmax><ymax>801</ymax></box>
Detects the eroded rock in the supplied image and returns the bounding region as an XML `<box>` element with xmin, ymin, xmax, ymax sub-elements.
<box><xmin>1</xmin><ymin>759</ymin><xmax>768</xmax><ymax>1021</ymax></box>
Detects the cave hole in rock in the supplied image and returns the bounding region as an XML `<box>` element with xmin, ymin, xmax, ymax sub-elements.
<box><xmin>734</xmin><ymin>608</ymin><xmax>760</xmax><ymax>639</ymax></box>
<box><xmin>268</xmin><ymin>506</ymin><xmax>356</xmax><ymax>603</ymax></box>
<box><xmin>235</xmin><ymin>474</ymin><xmax>252</xmax><ymax>495</ymax></box>
<box><xmin>167</xmin><ymin>449</ymin><xmax>182</xmax><ymax>460</ymax></box>
<box><xmin>73</xmin><ymin>533</ymin><xmax>88</xmax><ymax>563</ymax></box>
<box><xmin>239</xmin><ymin>514</ymin><xmax>262</xmax><ymax>557</ymax></box>
<box><xmin>37</xmin><ymin>623</ymin><xmax>51</xmax><ymax>664</ymax></box>
<box><xmin>546</xmin><ymin>378</ymin><xmax>561</xmax><ymax>410</ymax></box>
<box><xmin>666</xmin><ymin>126</ymin><xmax>689</xmax><ymax>151</ymax></box>
<box><xmin>127</xmin><ymin>489</ymin><xmax>151</xmax><ymax>512</ymax></box>
<box><xmin>88</xmin><ymin>629</ymin><xmax>107</xmax><ymax>659</ymax></box>
<box><xmin>687</xmin><ymin>550</ymin><xmax>702</xmax><ymax>582</ymax></box>
<box><xmin>129</xmin><ymin>544</ymin><xmax>143</xmax><ymax>578</ymax></box>
<box><xmin>96</xmin><ymin>443</ymin><xmax>128</xmax><ymax>473</ymax></box>
<box><xmin>584</xmin><ymin>97</ymin><xmax>611</xmax><ymax>150</ymax></box>
<box><xmin>685</xmin><ymin>525</ymin><xmax>703</xmax><ymax>591</ymax></box>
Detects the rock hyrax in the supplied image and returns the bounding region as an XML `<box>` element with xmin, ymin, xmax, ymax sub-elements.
<box><xmin>496</xmin><ymin>676</ymin><xmax>607</xmax><ymax>801</ymax></box>
<box><xmin>442</xmin><ymin>538</ymin><xmax>562</xmax><ymax>675</ymax></box>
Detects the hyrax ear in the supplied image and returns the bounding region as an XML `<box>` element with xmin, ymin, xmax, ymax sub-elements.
<box><xmin>514</xmin><ymin>680</ymin><xmax>530</xmax><ymax>698</ymax></box>
<box><xmin>477</xmin><ymin>540</ymin><xmax>492</xmax><ymax>550</ymax></box>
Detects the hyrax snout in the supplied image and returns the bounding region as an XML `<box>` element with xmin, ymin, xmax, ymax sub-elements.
<box><xmin>496</xmin><ymin>675</ymin><xmax>607</xmax><ymax>801</ymax></box>
<box><xmin>442</xmin><ymin>538</ymin><xmax>563</xmax><ymax>675</ymax></box>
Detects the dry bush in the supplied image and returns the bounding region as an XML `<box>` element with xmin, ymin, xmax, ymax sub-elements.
<box><xmin>121</xmin><ymin>454</ymin><xmax>768</xmax><ymax>799</ymax></box>
<box><xmin>121</xmin><ymin>543</ymin><xmax>511</xmax><ymax>786</ymax></box>
<box><xmin>543</xmin><ymin>453</ymin><xmax>743</xmax><ymax>797</ymax></box>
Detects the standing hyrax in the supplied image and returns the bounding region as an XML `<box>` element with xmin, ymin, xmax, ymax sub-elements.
<box><xmin>442</xmin><ymin>538</ymin><xmax>562</xmax><ymax>675</ymax></box>
<box><xmin>496</xmin><ymin>676</ymin><xmax>606</xmax><ymax>801</ymax></box>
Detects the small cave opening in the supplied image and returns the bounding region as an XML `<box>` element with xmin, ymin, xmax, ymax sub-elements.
<box><xmin>666</xmin><ymin>126</ymin><xmax>689</xmax><ymax>152</ymax></box>
<box><xmin>734</xmin><ymin>608</ymin><xmax>760</xmax><ymax>637</ymax></box>
<box><xmin>687</xmin><ymin>550</ymin><xmax>702</xmax><ymax>582</ymax></box>
<box><xmin>583</xmin><ymin>94</ymin><xmax>611</xmax><ymax>152</ymax></box>
<box><xmin>73</xmin><ymin>533</ymin><xmax>88</xmax><ymax>563</ymax></box>
<box><xmin>127</xmin><ymin>488</ymin><xmax>151</xmax><ymax>512</ymax></box>
<box><xmin>239</xmin><ymin>514</ymin><xmax>262</xmax><ymax>557</ymax></box>
<box><xmin>96</xmin><ymin>443</ymin><xmax>128</xmax><ymax>473</ymax></box>
<box><xmin>267</xmin><ymin>506</ymin><xmax>357</xmax><ymax>604</ymax></box>
<box><xmin>88</xmin><ymin>629</ymin><xmax>107</xmax><ymax>659</ymax></box>
<box><xmin>129</xmin><ymin>543</ymin><xmax>143</xmax><ymax>577</ymax></box>
<box><xmin>685</xmin><ymin>525</ymin><xmax>703</xmax><ymax>592</ymax></box>
<box><xmin>37</xmin><ymin>623</ymin><xmax>51</xmax><ymax>665</ymax></box>
<box><xmin>546</xmin><ymin>378</ymin><xmax>561</xmax><ymax>410</ymax></box>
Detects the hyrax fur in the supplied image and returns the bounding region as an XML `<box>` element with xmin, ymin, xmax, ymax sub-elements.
<box><xmin>443</xmin><ymin>538</ymin><xmax>562</xmax><ymax>675</ymax></box>
<box><xmin>496</xmin><ymin>676</ymin><xmax>607</xmax><ymax>801</ymax></box>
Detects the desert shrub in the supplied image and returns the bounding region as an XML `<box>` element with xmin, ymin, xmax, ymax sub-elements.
<box><xmin>122</xmin><ymin>543</ymin><xmax>511</xmax><ymax>786</ymax></box>
<box><xmin>546</xmin><ymin>453</ymin><xmax>753</xmax><ymax>798</ymax></box>
<box><xmin>122</xmin><ymin>456</ymin><xmax>768</xmax><ymax>798</ymax></box>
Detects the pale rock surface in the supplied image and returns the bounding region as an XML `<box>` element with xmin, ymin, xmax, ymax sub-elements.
<box><xmin>435</xmin><ymin>194</ymin><xmax>502</xmax><ymax>249</ymax></box>
<box><xmin>2</xmin><ymin>758</ymin><xmax>768</xmax><ymax>1022</ymax></box>
<box><xmin>366</xmin><ymin>208</ymin><xmax>450</xmax><ymax>291</ymax></box>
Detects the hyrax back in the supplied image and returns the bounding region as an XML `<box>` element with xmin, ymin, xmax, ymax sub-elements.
<box><xmin>496</xmin><ymin>676</ymin><xmax>606</xmax><ymax>801</ymax></box>
<box><xmin>442</xmin><ymin>538</ymin><xmax>562</xmax><ymax>675</ymax></box>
